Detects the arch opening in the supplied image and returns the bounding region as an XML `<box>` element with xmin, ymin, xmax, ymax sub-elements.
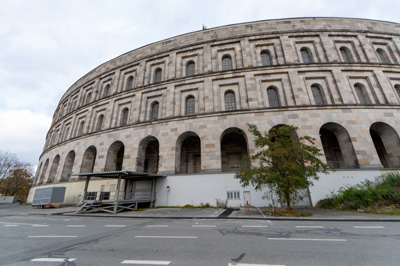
<box><xmin>221</xmin><ymin>128</ymin><xmax>248</xmax><ymax>172</ymax></box>
<box><xmin>80</xmin><ymin>146</ymin><xmax>97</xmax><ymax>179</ymax></box>
<box><xmin>136</xmin><ymin>136</ymin><xmax>159</xmax><ymax>174</ymax></box>
<box><xmin>370</xmin><ymin>122</ymin><xmax>400</xmax><ymax>168</ymax></box>
<box><xmin>320</xmin><ymin>123</ymin><xmax>359</xmax><ymax>169</ymax></box>
<box><xmin>176</xmin><ymin>132</ymin><xmax>201</xmax><ymax>174</ymax></box>
<box><xmin>47</xmin><ymin>155</ymin><xmax>60</xmax><ymax>183</ymax></box>
<box><xmin>61</xmin><ymin>151</ymin><xmax>75</xmax><ymax>182</ymax></box>
<box><xmin>39</xmin><ymin>159</ymin><xmax>49</xmax><ymax>184</ymax></box>
<box><xmin>105</xmin><ymin>141</ymin><xmax>125</xmax><ymax>171</ymax></box>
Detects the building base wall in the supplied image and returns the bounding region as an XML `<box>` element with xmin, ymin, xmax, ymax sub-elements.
<box><xmin>27</xmin><ymin>170</ymin><xmax>387</xmax><ymax>208</ymax></box>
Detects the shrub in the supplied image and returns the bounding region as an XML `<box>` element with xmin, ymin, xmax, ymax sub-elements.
<box><xmin>317</xmin><ymin>172</ymin><xmax>400</xmax><ymax>211</ymax></box>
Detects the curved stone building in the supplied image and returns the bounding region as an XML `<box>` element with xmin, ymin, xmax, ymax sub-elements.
<box><xmin>28</xmin><ymin>17</ymin><xmax>400</xmax><ymax>207</ymax></box>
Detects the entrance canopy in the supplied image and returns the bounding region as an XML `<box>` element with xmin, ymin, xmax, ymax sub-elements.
<box><xmin>72</xmin><ymin>171</ymin><xmax>165</xmax><ymax>214</ymax></box>
<box><xmin>73</xmin><ymin>170</ymin><xmax>165</xmax><ymax>180</ymax></box>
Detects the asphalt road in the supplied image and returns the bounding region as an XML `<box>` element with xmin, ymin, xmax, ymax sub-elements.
<box><xmin>0</xmin><ymin>208</ymin><xmax>399</xmax><ymax>266</ymax></box>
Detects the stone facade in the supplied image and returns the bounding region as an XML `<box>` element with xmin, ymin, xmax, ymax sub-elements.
<box><xmin>29</xmin><ymin>18</ymin><xmax>400</xmax><ymax>207</ymax></box>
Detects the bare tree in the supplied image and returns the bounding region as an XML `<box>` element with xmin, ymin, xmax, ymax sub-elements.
<box><xmin>0</xmin><ymin>151</ymin><xmax>20</xmax><ymax>187</ymax></box>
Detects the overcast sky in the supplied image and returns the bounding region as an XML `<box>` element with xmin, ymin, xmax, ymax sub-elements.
<box><xmin>1</xmin><ymin>0</ymin><xmax>400</xmax><ymax>167</ymax></box>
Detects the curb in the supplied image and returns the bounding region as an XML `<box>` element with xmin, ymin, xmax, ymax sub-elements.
<box><xmin>54</xmin><ymin>212</ymin><xmax>400</xmax><ymax>222</ymax></box>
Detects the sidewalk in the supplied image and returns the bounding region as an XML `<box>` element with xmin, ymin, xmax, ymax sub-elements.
<box><xmin>2</xmin><ymin>204</ymin><xmax>400</xmax><ymax>221</ymax></box>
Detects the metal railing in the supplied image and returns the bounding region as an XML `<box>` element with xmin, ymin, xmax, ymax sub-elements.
<box><xmin>84</xmin><ymin>191</ymin><xmax>121</xmax><ymax>202</ymax></box>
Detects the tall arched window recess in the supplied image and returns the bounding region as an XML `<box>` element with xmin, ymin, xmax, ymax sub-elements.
<box><xmin>78</xmin><ymin>121</ymin><xmax>85</xmax><ymax>136</ymax></box>
<box><xmin>376</xmin><ymin>48</ymin><xmax>391</xmax><ymax>63</ymax></box>
<box><xmin>394</xmin><ymin>84</ymin><xmax>400</xmax><ymax>99</ymax></box>
<box><xmin>186</xmin><ymin>61</ymin><xmax>195</xmax><ymax>77</ymax></box>
<box><xmin>354</xmin><ymin>83</ymin><xmax>368</xmax><ymax>104</ymax></box>
<box><xmin>222</xmin><ymin>55</ymin><xmax>232</xmax><ymax>71</ymax></box>
<box><xmin>126</xmin><ymin>76</ymin><xmax>134</xmax><ymax>90</ymax></box>
<box><xmin>96</xmin><ymin>114</ymin><xmax>104</xmax><ymax>131</ymax></box>
<box><xmin>120</xmin><ymin>108</ymin><xmax>129</xmax><ymax>126</ymax></box>
<box><xmin>154</xmin><ymin>68</ymin><xmax>162</xmax><ymax>83</ymax></box>
<box><xmin>340</xmin><ymin>47</ymin><xmax>353</xmax><ymax>63</ymax></box>
<box><xmin>311</xmin><ymin>84</ymin><xmax>325</xmax><ymax>105</ymax></box>
<box><xmin>103</xmin><ymin>84</ymin><xmax>110</xmax><ymax>97</ymax></box>
<box><xmin>151</xmin><ymin>101</ymin><xmax>159</xmax><ymax>120</ymax></box>
<box><xmin>260</xmin><ymin>50</ymin><xmax>272</xmax><ymax>66</ymax></box>
<box><xmin>186</xmin><ymin>96</ymin><xmax>195</xmax><ymax>115</ymax></box>
<box><xmin>85</xmin><ymin>92</ymin><xmax>92</xmax><ymax>104</ymax></box>
<box><xmin>224</xmin><ymin>91</ymin><xmax>236</xmax><ymax>110</ymax></box>
<box><xmin>63</xmin><ymin>127</ymin><xmax>70</xmax><ymax>141</ymax></box>
<box><xmin>300</xmin><ymin>47</ymin><xmax>313</xmax><ymax>63</ymax></box>
<box><xmin>267</xmin><ymin>87</ymin><xmax>280</xmax><ymax>107</ymax></box>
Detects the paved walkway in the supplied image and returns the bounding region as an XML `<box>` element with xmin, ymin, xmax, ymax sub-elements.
<box><xmin>1</xmin><ymin>204</ymin><xmax>400</xmax><ymax>221</ymax></box>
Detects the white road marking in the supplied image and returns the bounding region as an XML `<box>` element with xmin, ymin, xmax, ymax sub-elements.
<box><xmin>105</xmin><ymin>225</ymin><xmax>126</xmax><ymax>227</ymax></box>
<box><xmin>295</xmin><ymin>226</ymin><xmax>324</xmax><ymax>228</ymax></box>
<box><xmin>192</xmin><ymin>225</ymin><xmax>216</xmax><ymax>228</ymax></box>
<box><xmin>242</xmin><ymin>225</ymin><xmax>268</xmax><ymax>228</ymax></box>
<box><xmin>28</xmin><ymin>235</ymin><xmax>77</xmax><ymax>238</ymax></box>
<box><xmin>146</xmin><ymin>225</ymin><xmax>169</xmax><ymax>228</ymax></box>
<box><xmin>228</xmin><ymin>263</ymin><xmax>286</xmax><ymax>266</ymax></box>
<box><xmin>32</xmin><ymin>225</ymin><xmax>49</xmax><ymax>227</ymax></box>
<box><xmin>268</xmin><ymin>238</ymin><xmax>346</xmax><ymax>242</ymax></box>
<box><xmin>0</xmin><ymin>221</ymin><xmax>47</xmax><ymax>226</ymax></box>
<box><xmin>4</xmin><ymin>224</ymin><xmax>18</xmax><ymax>227</ymax></box>
<box><xmin>66</xmin><ymin>225</ymin><xmax>86</xmax><ymax>227</ymax></box>
<box><xmin>121</xmin><ymin>260</ymin><xmax>170</xmax><ymax>265</ymax></box>
<box><xmin>134</xmin><ymin>236</ymin><xmax>198</xmax><ymax>239</ymax></box>
<box><xmin>353</xmin><ymin>226</ymin><xmax>385</xmax><ymax>229</ymax></box>
<box><xmin>31</xmin><ymin>258</ymin><xmax>76</xmax><ymax>262</ymax></box>
<box><xmin>256</xmin><ymin>207</ymin><xmax>268</xmax><ymax>218</ymax></box>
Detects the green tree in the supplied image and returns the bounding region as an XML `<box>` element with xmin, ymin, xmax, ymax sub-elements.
<box><xmin>235</xmin><ymin>124</ymin><xmax>331</xmax><ymax>210</ymax></box>
<box><xmin>1</xmin><ymin>165</ymin><xmax>33</xmax><ymax>201</ymax></box>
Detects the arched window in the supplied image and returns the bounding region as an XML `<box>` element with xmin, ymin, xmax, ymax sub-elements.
<box><xmin>395</xmin><ymin>84</ymin><xmax>400</xmax><ymax>98</ymax></box>
<box><xmin>261</xmin><ymin>50</ymin><xmax>272</xmax><ymax>66</ymax></box>
<box><xmin>377</xmin><ymin>48</ymin><xmax>391</xmax><ymax>63</ymax></box>
<box><xmin>222</xmin><ymin>55</ymin><xmax>232</xmax><ymax>71</ymax></box>
<box><xmin>340</xmin><ymin>47</ymin><xmax>353</xmax><ymax>62</ymax></box>
<box><xmin>311</xmin><ymin>84</ymin><xmax>325</xmax><ymax>105</ymax></box>
<box><xmin>267</xmin><ymin>87</ymin><xmax>280</xmax><ymax>107</ymax></box>
<box><xmin>96</xmin><ymin>114</ymin><xmax>104</xmax><ymax>131</ymax></box>
<box><xmin>103</xmin><ymin>84</ymin><xmax>110</xmax><ymax>97</ymax></box>
<box><xmin>120</xmin><ymin>108</ymin><xmax>129</xmax><ymax>126</ymax></box>
<box><xmin>354</xmin><ymin>83</ymin><xmax>368</xmax><ymax>104</ymax></box>
<box><xmin>151</xmin><ymin>101</ymin><xmax>159</xmax><ymax>120</ymax></box>
<box><xmin>224</xmin><ymin>91</ymin><xmax>236</xmax><ymax>110</ymax></box>
<box><xmin>300</xmin><ymin>47</ymin><xmax>313</xmax><ymax>63</ymax></box>
<box><xmin>78</xmin><ymin>121</ymin><xmax>85</xmax><ymax>136</ymax></box>
<box><xmin>85</xmin><ymin>92</ymin><xmax>92</xmax><ymax>104</ymax></box>
<box><xmin>186</xmin><ymin>61</ymin><xmax>195</xmax><ymax>76</ymax></box>
<box><xmin>154</xmin><ymin>68</ymin><xmax>162</xmax><ymax>83</ymax></box>
<box><xmin>186</xmin><ymin>96</ymin><xmax>195</xmax><ymax>115</ymax></box>
<box><xmin>126</xmin><ymin>76</ymin><xmax>134</xmax><ymax>90</ymax></box>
